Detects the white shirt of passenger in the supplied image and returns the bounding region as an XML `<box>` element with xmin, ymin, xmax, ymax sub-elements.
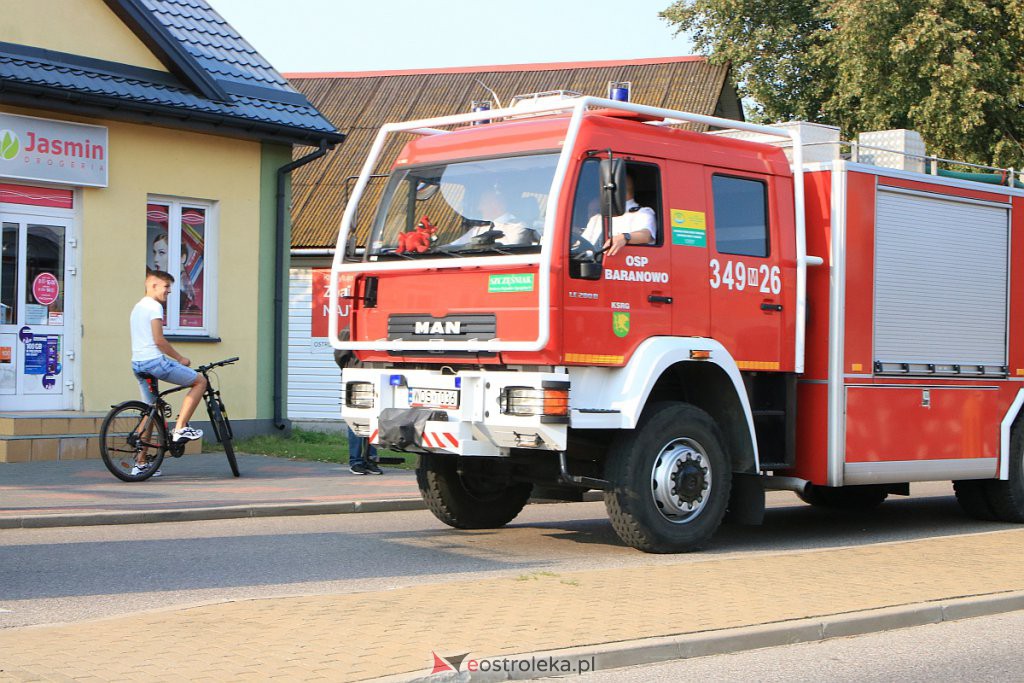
<box><xmin>581</xmin><ymin>199</ymin><xmax>657</xmax><ymax>246</ymax></box>
<box><xmin>130</xmin><ymin>296</ymin><xmax>165</xmax><ymax>362</ymax></box>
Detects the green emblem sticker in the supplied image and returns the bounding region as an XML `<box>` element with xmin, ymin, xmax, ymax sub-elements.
<box><xmin>0</xmin><ymin>130</ymin><xmax>19</xmax><ymax>161</ymax></box>
<box><xmin>612</xmin><ymin>311</ymin><xmax>631</xmax><ymax>338</ymax></box>
<box><xmin>670</xmin><ymin>209</ymin><xmax>707</xmax><ymax>247</ymax></box>
<box><xmin>488</xmin><ymin>273</ymin><xmax>535</xmax><ymax>293</ymax></box>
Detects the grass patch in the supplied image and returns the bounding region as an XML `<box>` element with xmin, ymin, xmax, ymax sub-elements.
<box><xmin>203</xmin><ymin>427</ymin><xmax>416</xmax><ymax>468</ymax></box>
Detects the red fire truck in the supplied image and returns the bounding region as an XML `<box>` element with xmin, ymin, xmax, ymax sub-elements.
<box><xmin>330</xmin><ymin>94</ymin><xmax>1024</xmax><ymax>552</ymax></box>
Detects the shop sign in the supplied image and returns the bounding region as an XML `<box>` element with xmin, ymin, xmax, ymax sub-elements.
<box><xmin>0</xmin><ymin>113</ymin><xmax>108</xmax><ymax>187</ymax></box>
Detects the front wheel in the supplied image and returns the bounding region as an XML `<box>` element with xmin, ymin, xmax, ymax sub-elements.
<box><xmin>208</xmin><ymin>400</ymin><xmax>239</xmax><ymax>477</ymax></box>
<box><xmin>100</xmin><ymin>401</ymin><xmax>166</xmax><ymax>482</ymax></box>
<box><xmin>417</xmin><ymin>454</ymin><xmax>532</xmax><ymax>529</ymax></box>
<box><xmin>604</xmin><ymin>402</ymin><xmax>731</xmax><ymax>553</ymax></box>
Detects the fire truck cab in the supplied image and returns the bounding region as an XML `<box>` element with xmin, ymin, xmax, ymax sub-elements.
<box><xmin>332</xmin><ymin>94</ymin><xmax>1024</xmax><ymax>553</ymax></box>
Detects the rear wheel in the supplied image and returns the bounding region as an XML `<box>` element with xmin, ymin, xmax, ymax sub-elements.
<box><xmin>100</xmin><ymin>401</ymin><xmax>166</xmax><ymax>482</ymax></box>
<box><xmin>984</xmin><ymin>424</ymin><xmax>1024</xmax><ymax>522</ymax></box>
<box><xmin>797</xmin><ymin>484</ymin><xmax>889</xmax><ymax>510</ymax></box>
<box><xmin>604</xmin><ymin>402</ymin><xmax>731</xmax><ymax>553</ymax></box>
<box><xmin>417</xmin><ymin>454</ymin><xmax>532</xmax><ymax>529</ymax></box>
<box><xmin>208</xmin><ymin>400</ymin><xmax>239</xmax><ymax>477</ymax></box>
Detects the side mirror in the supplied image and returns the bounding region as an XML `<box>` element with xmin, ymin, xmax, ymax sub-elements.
<box><xmin>415</xmin><ymin>180</ymin><xmax>439</xmax><ymax>201</ymax></box>
<box><xmin>599</xmin><ymin>158</ymin><xmax>627</xmax><ymax>217</ymax></box>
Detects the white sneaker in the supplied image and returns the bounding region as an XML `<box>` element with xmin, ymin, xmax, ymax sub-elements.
<box><xmin>172</xmin><ymin>425</ymin><xmax>203</xmax><ymax>442</ymax></box>
<box><xmin>130</xmin><ymin>463</ymin><xmax>161</xmax><ymax>477</ymax></box>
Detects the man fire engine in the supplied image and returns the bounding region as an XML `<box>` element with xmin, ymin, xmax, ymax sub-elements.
<box><xmin>330</xmin><ymin>91</ymin><xmax>1024</xmax><ymax>553</ymax></box>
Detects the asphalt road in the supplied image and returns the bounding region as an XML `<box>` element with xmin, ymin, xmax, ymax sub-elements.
<box><xmin>563</xmin><ymin>610</ymin><xmax>1024</xmax><ymax>682</ymax></box>
<box><xmin>0</xmin><ymin>482</ymin><xmax>1015</xmax><ymax>628</ymax></box>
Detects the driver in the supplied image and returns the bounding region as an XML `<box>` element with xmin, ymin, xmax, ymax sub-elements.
<box><xmin>580</xmin><ymin>174</ymin><xmax>656</xmax><ymax>256</ymax></box>
<box><xmin>447</xmin><ymin>188</ymin><xmax>537</xmax><ymax>247</ymax></box>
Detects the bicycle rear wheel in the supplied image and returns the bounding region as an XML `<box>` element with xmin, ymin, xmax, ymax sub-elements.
<box><xmin>100</xmin><ymin>401</ymin><xmax>166</xmax><ymax>482</ymax></box>
<box><xmin>208</xmin><ymin>399</ymin><xmax>239</xmax><ymax>477</ymax></box>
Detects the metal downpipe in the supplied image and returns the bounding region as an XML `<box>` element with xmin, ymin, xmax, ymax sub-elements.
<box><xmin>274</xmin><ymin>140</ymin><xmax>331</xmax><ymax>429</ymax></box>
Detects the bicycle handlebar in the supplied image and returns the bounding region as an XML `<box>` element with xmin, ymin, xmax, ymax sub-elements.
<box><xmin>197</xmin><ymin>357</ymin><xmax>239</xmax><ymax>373</ymax></box>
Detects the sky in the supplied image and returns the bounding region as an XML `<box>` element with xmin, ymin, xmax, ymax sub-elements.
<box><xmin>206</xmin><ymin>0</ymin><xmax>695</xmax><ymax>74</ymax></box>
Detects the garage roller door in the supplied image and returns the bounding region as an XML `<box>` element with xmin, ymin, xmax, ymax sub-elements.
<box><xmin>873</xmin><ymin>187</ymin><xmax>1009</xmax><ymax>374</ymax></box>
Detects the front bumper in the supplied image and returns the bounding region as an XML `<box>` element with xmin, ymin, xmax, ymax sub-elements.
<box><xmin>341</xmin><ymin>368</ymin><xmax>569</xmax><ymax>456</ymax></box>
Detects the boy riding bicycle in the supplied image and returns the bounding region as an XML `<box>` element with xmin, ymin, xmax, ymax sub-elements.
<box><xmin>129</xmin><ymin>269</ymin><xmax>206</xmax><ymax>475</ymax></box>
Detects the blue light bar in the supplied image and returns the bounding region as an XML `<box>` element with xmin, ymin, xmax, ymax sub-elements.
<box><xmin>455</xmin><ymin>377</ymin><xmax>462</xmax><ymax>389</ymax></box>
<box><xmin>389</xmin><ymin>375</ymin><xmax>405</xmax><ymax>386</ymax></box>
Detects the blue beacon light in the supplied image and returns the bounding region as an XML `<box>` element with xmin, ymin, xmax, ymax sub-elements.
<box><xmin>389</xmin><ymin>375</ymin><xmax>404</xmax><ymax>386</ymax></box>
<box><xmin>609</xmin><ymin>81</ymin><xmax>631</xmax><ymax>102</ymax></box>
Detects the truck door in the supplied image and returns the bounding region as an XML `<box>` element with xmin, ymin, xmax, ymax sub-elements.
<box><xmin>563</xmin><ymin>157</ymin><xmax>671</xmax><ymax>365</ymax></box>
<box><xmin>705</xmin><ymin>171</ymin><xmax>794</xmax><ymax>372</ymax></box>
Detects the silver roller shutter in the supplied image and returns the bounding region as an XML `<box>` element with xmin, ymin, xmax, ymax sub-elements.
<box><xmin>873</xmin><ymin>187</ymin><xmax>1009</xmax><ymax>372</ymax></box>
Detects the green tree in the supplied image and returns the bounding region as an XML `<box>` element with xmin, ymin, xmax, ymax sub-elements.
<box><xmin>661</xmin><ymin>0</ymin><xmax>1024</xmax><ymax>168</ymax></box>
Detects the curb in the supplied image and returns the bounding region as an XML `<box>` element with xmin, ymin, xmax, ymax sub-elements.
<box><xmin>0</xmin><ymin>492</ymin><xmax>604</xmax><ymax>529</ymax></box>
<box><xmin>0</xmin><ymin>499</ymin><xmax>427</xmax><ymax>529</ymax></box>
<box><xmin>383</xmin><ymin>590</ymin><xmax>1024</xmax><ymax>682</ymax></box>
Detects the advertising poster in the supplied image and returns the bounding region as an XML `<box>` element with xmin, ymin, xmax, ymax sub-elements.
<box><xmin>310</xmin><ymin>269</ymin><xmax>353</xmax><ymax>353</ymax></box>
<box><xmin>178</xmin><ymin>208</ymin><xmax>205</xmax><ymax>328</ymax></box>
<box><xmin>23</xmin><ymin>334</ymin><xmax>61</xmax><ymax>391</ymax></box>
<box><xmin>0</xmin><ymin>336</ymin><xmax>14</xmax><ymax>395</ymax></box>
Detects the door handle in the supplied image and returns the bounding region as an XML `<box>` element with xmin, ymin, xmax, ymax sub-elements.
<box><xmin>761</xmin><ymin>303</ymin><xmax>783</xmax><ymax>312</ymax></box>
<box><xmin>648</xmin><ymin>295</ymin><xmax>673</xmax><ymax>304</ymax></box>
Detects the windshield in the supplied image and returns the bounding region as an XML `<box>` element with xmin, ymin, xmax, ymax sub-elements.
<box><xmin>368</xmin><ymin>153</ymin><xmax>560</xmax><ymax>258</ymax></box>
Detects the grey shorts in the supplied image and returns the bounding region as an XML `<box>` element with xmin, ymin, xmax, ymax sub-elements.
<box><xmin>132</xmin><ymin>356</ymin><xmax>198</xmax><ymax>403</ymax></box>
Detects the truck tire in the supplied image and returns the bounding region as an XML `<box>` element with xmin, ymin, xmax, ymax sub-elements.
<box><xmin>952</xmin><ymin>480</ymin><xmax>998</xmax><ymax>521</ymax></box>
<box><xmin>604</xmin><ymin>402</ymin><xmax>731</xmax><ymax>553</ymax></box>
<box><xmin>983</xmin><ymin>423</ymin><xmax>1024</xmax><ymax>523</ymax></box>
<box><xmin>797</xmin><ymin>484</ymin><xmax>888</xmax><ymax>510</ymax></box>
<box><xmin>416</xmin><ymin>453</ymin><xmax>533</xmax><ymax>529</ymax></box>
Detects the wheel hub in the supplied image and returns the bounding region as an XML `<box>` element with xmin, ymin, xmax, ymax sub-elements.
<box><xmin>650</xmin><ymin>438</ymin><xmax>712</xmax><ymax>524</ymax></box>
<box><xmin>672</xmin><ymin>458</ymin><xmax>707</xmax><ymax>505</ymax></box>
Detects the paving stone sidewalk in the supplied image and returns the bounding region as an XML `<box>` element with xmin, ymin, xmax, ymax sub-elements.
<box><xmin>2</xmin><ymin>528</ymin><xmax>1022</xmax><ymax>682</ymax></box>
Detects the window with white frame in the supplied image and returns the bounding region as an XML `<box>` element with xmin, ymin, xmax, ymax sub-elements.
<box><xmin>145</xmin><ymin>197</ymin><xmax>217</xmax><ymax>336</ymax></box>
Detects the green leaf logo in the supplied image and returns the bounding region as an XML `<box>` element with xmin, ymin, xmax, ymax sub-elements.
<box><xmin>0</xmin><ymin>130</ymin><xmax>19</xmax><ymax>161</ymax></box>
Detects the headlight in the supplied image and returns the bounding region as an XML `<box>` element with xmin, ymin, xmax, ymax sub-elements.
<box><xmin>499</xmin><ymin>386</ymin><xmax>569</xmax><ymax>418</ymax></box>
<box><xmin>345</xmin><ymin>381</ymin><xmax>375</xmax><ymax>409</ymax></box>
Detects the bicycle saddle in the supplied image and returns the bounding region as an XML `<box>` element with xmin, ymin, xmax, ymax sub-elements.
<box><xmin>135</xmin><ymin>372</ymin><xmax>157</xmax><ymax>381</ymax></box>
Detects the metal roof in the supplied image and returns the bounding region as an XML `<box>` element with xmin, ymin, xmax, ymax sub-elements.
<box><xmin>0</xmin><ymin>0</ymin><xmax>342</xmax><ymax>146</ymax></box>
<box><xmin>287</xmin><ymin>57</ymin><xmax>740</xmax><ymax>248</ymax></box>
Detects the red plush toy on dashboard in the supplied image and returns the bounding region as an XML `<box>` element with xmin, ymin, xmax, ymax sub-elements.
<box><xmin>396</xmin><ymin>216</ymin><xmax>437</xmax><ymax>253</ymax></box>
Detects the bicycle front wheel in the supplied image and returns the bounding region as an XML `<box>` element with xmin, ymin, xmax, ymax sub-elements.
<box><xmin>100</xmin><ymin>401</ymin><xmax>166</xmax><ymax>482</ymax></box>
<box><xmin>208</xmin><ymin>400</ymin><xmax>239</xmax><ymax>477</ymax></box>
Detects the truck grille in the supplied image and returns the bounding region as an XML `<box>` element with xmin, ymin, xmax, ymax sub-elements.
<box><xmin>387</xmin><ymin>314</ymin><xmax>497</xmax><ymax>342</ymax></box>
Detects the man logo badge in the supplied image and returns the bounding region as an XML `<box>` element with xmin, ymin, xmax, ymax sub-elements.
<box><xmin>414</xmin><ymin>320</ymin><xmax>462</xmax><ymax>335</ymax></box>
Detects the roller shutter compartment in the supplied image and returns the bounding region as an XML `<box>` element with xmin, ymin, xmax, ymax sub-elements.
<box><xmin>873</xmin><ymin>188</ymin><xmax>1009</xmax><ymax>376</ymax></box>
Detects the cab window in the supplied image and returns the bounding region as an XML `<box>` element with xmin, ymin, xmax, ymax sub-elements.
<box><xmin>711</xmin><ymin>175</ymin><xmax>769</xmax><ymax>257</ymax></box>
<box><xmin>568</xmin><ymin>158</ymin><xmax>662</xmax><ymax>254</ymax></box>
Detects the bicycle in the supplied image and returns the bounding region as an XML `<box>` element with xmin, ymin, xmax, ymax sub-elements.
<box><xmin>100</xmin><ymin>357</ymin><xmax>240</xmax><ymax>482</ymax></box>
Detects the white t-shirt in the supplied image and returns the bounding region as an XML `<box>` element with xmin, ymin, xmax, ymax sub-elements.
<box><xmin>448</xmin><ymin>213</ymin><xmax>537</xmax><ymax>247</ymax></box>
<box><xmin>581</xmin><ymin>199</ymin><xmax>657</xmax><ymax>246</ymax></box>
<box><xmin>130</xmin><ymin>297</ymin><xmax>165</xmax><ymax>362</ymax></box>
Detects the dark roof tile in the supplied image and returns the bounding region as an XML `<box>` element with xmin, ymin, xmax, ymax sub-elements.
<box><xmin>0</xmin><ymin>0</ymin><xmax>339</xmax><ymax>144</ymax></box>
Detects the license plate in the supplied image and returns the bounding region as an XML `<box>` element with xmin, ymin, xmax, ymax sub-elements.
<box><xmin>409</xmin><ymin>388</ymin><xmax>460</xmax><ymax>409</ymax></box>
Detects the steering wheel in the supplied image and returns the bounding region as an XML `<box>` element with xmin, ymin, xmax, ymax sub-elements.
<box><xmin>570</xmin><ymin>234</ymin><xmax>604</xmax><ymax>259</ymax></box>
<box><xmin>470</xmin><ymin>229</ymin><xmax>505</xmax><ymax>246</ymax></box>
